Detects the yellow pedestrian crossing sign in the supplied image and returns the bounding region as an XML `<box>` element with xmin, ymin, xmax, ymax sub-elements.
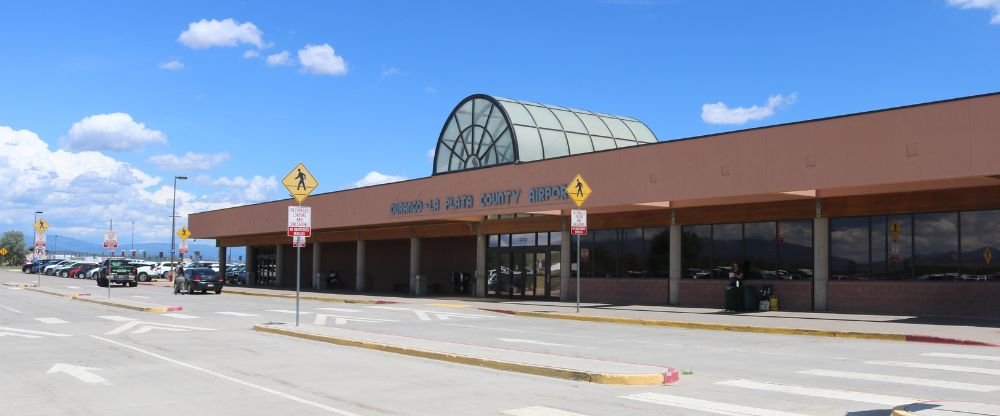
<box><xmin>0</xmin><ymin>248</ymin><xmax>7</xmax><ymax>256</ymax></box>
<box><xmin>985</xmin><ymin>247</ymin><xmax>993</xmax><ymax>266</ymax></box>
<box><xmin>177</xmin><ymin>226</ymin><xmax>191</xmax><ymax>241</ymax></box>
<box><xmin>566</xmin><ymin>174</ymin><xmax>592</xmax><ymax>207</ymax></box>
<box><xmin>34</xmin><ymin>218</ymin><xmax>49</xmax><ymax>234</ymax></box>
<box><xmin>282</xmin><ymin>163</ymin><xmax>319</xmax><ymax>204</ymax></box>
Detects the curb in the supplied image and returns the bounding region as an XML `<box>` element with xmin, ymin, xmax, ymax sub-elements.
<box><xmin>225</xmin><ymin>289</ymin><xmax>399</xmax><ymax>305</ymax></box>
<box><xmin>489</xmin><ymin>310</ymin><xmax>1000</xmax><ymax>348</ymax></box>
<box><xmin>891</xmin><ymin>404</ymin><xmax>919</xmax><ymax>416</ymax></box>
<box><xmin>24</xmin><ymin>287</ymin><xmax>183</xmax><ymax>313</ymax></box>
<box><xmin>254</xmin><ymin>324</ymin><xmax>677</xmax><ymax>385</ymax></box>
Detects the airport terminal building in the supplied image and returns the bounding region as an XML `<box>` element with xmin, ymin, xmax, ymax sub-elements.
<box><xmin>190</xmin><ymin>93</ymin><xmax>1000</xmax><ymax>319</ymax></box>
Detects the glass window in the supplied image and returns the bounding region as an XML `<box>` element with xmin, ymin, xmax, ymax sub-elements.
<box><xmin>540</xmin><ymin>129</ymin><xmax>569</xmax><ymax>158</ymax></box>
<box><xmin>832</xmin><ymin>217</ymin><xmax>870</xmax><ymax>280</ymax></box>
<box><xmin>473</xmin><ymin>99</ymin><xmax>492</xmax><ymax>127</ymax></box>
<box><xmin>525</xmin><ymin>105</ymin><xmax>561</xmax><ymax>130</ymax></box>
<box><xmin>960</xmin><ymin>210</ymin><xmax>1000</xmax><ymax>280</ymax></box>
<box><xmin>615</xmin><ymin>139</ymin><xmax>637</xmax><ymax>148</ymax></box>
<box><xmin>592</xmin><ymin>136</ymin><xmax>616</xmax><ymax>151</ymax></box>
<box><xmin>592</xmin><ymin>229</ymin><xmax>617</xmax><ymax>278</ymax></box>
<box><xmin>455</xmin><ymin>100</ymin><xmax>473</xmax><ymax>129</ymax></box>
<box><xmin>511</xmin><ymin>233</ymin><xmax>535</xmax><ymax>247</ymax></box>
<box><xmin>745</xmin><ymin>222</ymin><xmax>776</xmax><ymax>280</ymax></box>
<box><xmin>499</xmin><ymin>234</ymin><xmax>511</xmax><ymax>247</ymax></box>
<box><xmin>498</xmin><ymin>101</ymin><xmax>535</xmax><ymax>126</ymax></box>
<box><xmin>914</xmin><ymin>212</ymin><xmax>958</xmax><ymax>280</ymax></box>
<box><xmin>513</xmin><ymin>125</ymin><xmax>544</xmax><ymax>161</ymax></box>
<box><xmin>566</xmin><ymin>132</ymin><xmax>595</xmax><ymax>154</ymax></box>
<box><xmin>579</xmin><ymin>233</ymin><xmax>593</xmax><ymax>277</ymax></box>
<box><xmin>551</xmin><ymin>109</ymin><xmax>587</xmax><ymax>133</ymax></box>
<box><xmin>550</xmin><ymin>231</ymin><xmax>562</xmax><ymax>246</ymax></box>
<box><xmin>577</xmin><ymin>113</ymin><xmax>612</xmax><ymax>136</ymax></box>
<box><xmin>435</xmin><ymin>143</ymin><xmax>451</xmax><ymax>173</ymax></box>
<box><xmin>621</xmin><ymin>228</ymin><xmax>644</xmax><ymax>277</ymax></box>
<box><xmin>871</xmin><ymin>216</ymin><xmax>887</xmax><ymax>279</ymax></box>
<box><xmin>602</xmin><ymin>117</ymin><xmax>634</xmax><ymax>140</ymax></box>
<box><xmin>494</xmin><ymin>130</ymin><xmax>515</xmax><ymax>162</ymax></box>
<box><xmin>713</xmin><ymin>224</ymin><xmax>743</xmax><ymax>279</ymax></box>
<box><xmin>779</xmin><ymin>220</ymin><xmax>813</xmax><ymax>279</ymax></box>
<box><xmin>644</xmin><ymin>227</ymin><xmax>669</xmax><ymax>278</ymax></box>
<box><xmin>537</xmin><ymin>232</ymin><xmax>549</xmax><ymax>246</ymax></box>
<box><xmin>489</xmin><ymin>235</ymin><xmax>499</xmax><ymax>248</ymax></box>
<box><xmin>441</xmin><ymin>117</ymin><xmax>460</xmax><ymax>147</ymax></box>
<box><xmin>682</xmin><ymin>225</ymin><xmax>711</xmax><ymax>278</ymax></box>
<box><xmin>885</xmin><ymin>215</ymin><xmax>914</xmax><ymax>280</ymax></box>
<box><xmin>624</xmin><ymin>120</ymin><xmax>657</xmax><ymax>142</ymax></box>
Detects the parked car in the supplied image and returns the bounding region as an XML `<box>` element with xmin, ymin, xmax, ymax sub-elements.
<box><xmin>68</xmin><ymin>263</ymin><xmax>97</xmax><ymax>278</ymax></box>
<box><xmin>174</xmin><ymin>267</ymin><xmax>224</xmax><ymax>295</ymax></box>
<box><xmin>43</xmin><ymin>260</ymin><xmax>75</xmax><ymax>275</ymax></box>
<box><xmin>97</xmin><ymin>258</ymin><xmax>138</xmax><ymax>287</ymax></box>
<box><xmin>134</xmin><ymin>261</ymin><xmax>160</xmax><ymax>282</ymax></box>
<box><xmin>153</xmin><ymin>262</ymin><xmax>177</xmax><ymax>279</ymax></box>
<box><xmin>54</xmin><ymin>262</ymin><xmax>85</xmax><ymax>277</ymax></box>
<box><xmin>23</xmin><ymin>259</ymin><xmax>56</xmax><ymax>273</ymax></box>
<box><xmin>82</xmin><ymin>265</ymin><xmax>102</xmax><ymax>279</ymax></box>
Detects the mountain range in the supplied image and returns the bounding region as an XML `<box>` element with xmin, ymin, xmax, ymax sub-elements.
<box><xmin>38</xmin><ymin>235</ymin><xmax>246</xmax><ymax>261</ymax></box>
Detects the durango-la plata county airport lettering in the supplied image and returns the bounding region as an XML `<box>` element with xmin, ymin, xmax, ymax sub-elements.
<box><xmin>390</xmin><ymin>185</ymin><xmax>568</xmax><ymax>216</ymax></box>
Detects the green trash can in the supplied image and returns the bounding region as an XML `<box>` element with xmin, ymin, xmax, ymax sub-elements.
<box><xmin>741</xmin><ymin>285</ymin><xmax>758</xmax><ymax>312</ymax></box>
<box><xmin>725</xmin><ymin>286</ymin><xmax>742</xmax><ymax>312</ymax></box>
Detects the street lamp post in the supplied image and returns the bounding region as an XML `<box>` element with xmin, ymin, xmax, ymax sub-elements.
<box><xmin>170</xmin><ymin>176</ymin><xmax>188</xmax><ymax>278</ymax></box>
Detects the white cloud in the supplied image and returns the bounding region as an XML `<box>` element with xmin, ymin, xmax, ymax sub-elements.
<box><xmin>265</xmin><ymin>51</ymin><xmax>291</xmax><ymax>67</ymax></box>
<box><xmin>297</xmin><ymin>43</ymin><xmax>348</xmax><ymax>76</ymax></box>
<box><xmin>196</xmin><ymin>174</ymin><xmax>278</xmax><ymax>201</ymax></box>
<box><xmin>701</xmin><ymin>93</ymin><xmax>797</xmax><ymax>125</ymax></box>
<box><xmin>148</xmin><ymin>152</ymin><xmax>231</xmax><ymax>171</ymax></box>
<box><xmin>178</xmin><ymin>18</ymin><xmax>265</xmax><ymax>49</ymax></box>
<box><xmin>243</xmin><ymin>50</ymin><xmax>260</xmax><ymax>59</ymax></box>
<box><xmin>426</xmin><ymin>148</ymin><xmax>435</xmax><ymax>161</ymax></box>
<box><xmin>353</xmin><ymin>171</ymin><xmax>406</xmax><ymax>188</ymax></box>
<box><xmin>159</xmin><ymin>59</ymin><xmax>184</xmax><ymax>71</ymax></box>
<box><xmin>424</xmin><ymin>86</ymin><xmax>437</xmax><ymax>94</ymax></box>
<box><xmin>948</xmin><ymin>0</ymin><xmax>1000</xmax><ymax>24</ymax></box>
<box><xmin>64</xmin><ymin>113</ymin><xmax>167</xmax><ymax>152</ymax></box>
<box><xmin>381</xmin><ymin>66</ymin><xmax>403</xmax><ymax>77</ymax></box>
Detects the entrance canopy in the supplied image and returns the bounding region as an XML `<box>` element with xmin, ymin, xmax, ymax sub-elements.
<box><xmin>433</xmin><ymin>94</ymin><xmax>657</xmax><ymax>175</ymax></box>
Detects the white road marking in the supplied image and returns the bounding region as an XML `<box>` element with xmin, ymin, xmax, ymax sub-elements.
<box><xmin>35</xmin><ymin>317</ymin><xmax>69</xmax><ymax>324</ymax></box>
<box><xmin>313</xmin><ymin>314</ymin><xmax>397</xmax><ymax>326</ymax></box>
<box><xmin>316</xmin><ymin>307</ymin><xmax>361</xmax><ymax>313</ymax></box>
<box><xmin>66</xmin><ymin>286</ymin><xmax>81</xmax><ymax>289</ymax></box>
<box><xmin>865</xmin><ymin>360</ymin><xmax>1000</xmax><ymax>376</ymax></box>
<box><xmin>0</xmin><ymin>304</ymin><xmax>23</xmax><ymax>314</ymax></box>
<box><xmin>215</xmin><ymin>312</ymin><xmax>260</xmax><ymax>317</ymax></box>
<box><xmin>106</xmin><ymin>320</ymin><xmax>215</xmax><ymax>335</ymax></box>
<box><xmin>47</xmin><ymin>363</ymin><xmax>109</xmax><ymax>385</ymax></box>
<box><xmin>922</xmin><ymin>352</ymin><xmax>1000</xmax><ymax>362</ymax></box>
<box><xmin>99</xmin><ymin>315</ymin><xmax>137</xmax><ymax>322</ymax></box>
<box><xmin>162</xmin><ymin>313</ymin><xmax>200</xmax><ymax>319</ymax></box>
<box><xmin>267</xmin><ymin>310</ymin><xmax>313</xmax><ymax>315</ymax></box>
<box><xmin>91</xmin><ymin>335</ymin><xmax>361</xmax><ymax>415</ymax></box>
<box><xmin>715</xmin><ymin>379</ymin><xmax>924</xmax><ymax>406</ymax></box>
<box><xmin>367</xmin><ymin>306</ymin><xmax>494</xmax><ymax>320</ymax></box>
<box><xmin>502</xmin><ymin>406</ymin><xmax>592</xmax><ymax>416</ymax></box>
<box><xmin>799</xmin><ymin>369</ymin><xmax>1000</xmax><ymax>392</ymax></box>
<box><xmin>8</xmin><ymin>287</ymin><xmax>22</xmax><ymax>290</ymax></box>
<box><xmin>622</xmin><ymin>393</ymin><xmax>810</xmax><ymax>416</ymax></box>
<box><xmin>499</xmin><ymin>338</ymin><xmax>577</xmax><ymax>348</ymax></box>
<box><xmin>0</xmin><ymin>326</ymin><xmax>71</xmax><ymax>338</ymax></box>
<box><xmin>131</xmin><ymin>295</ymin><xmax>150</xmax><ymax>299</ymax></box>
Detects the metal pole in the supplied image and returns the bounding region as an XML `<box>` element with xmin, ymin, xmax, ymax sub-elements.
<box><xmin>34</xmin><ymin>211</ymin><xmax>41</xmax><ymax>287</ymax></box>
<box><xmin>576</xmin><ymin>234</ymin><xmax>580</xmax><ymax>313</ymax></box>
<box><xmin>171</xmin><ymin>177</ymin><xmax>177</xmax><ymax>277</ymax></box>
<box><xmin>108</xmin><ymin>219</ymin><xmax>112</xmax><ymax>299</ymax></box>
<box><xmin>295</xmin><ymin>202</ymin><xmax>302</xmax><ymax>327</ymax></box>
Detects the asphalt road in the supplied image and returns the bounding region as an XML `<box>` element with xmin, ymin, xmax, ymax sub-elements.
<box><xmin>2</xmin><ymin>269</ymin><xmax>998</xmax><ymax>416</ymax></box>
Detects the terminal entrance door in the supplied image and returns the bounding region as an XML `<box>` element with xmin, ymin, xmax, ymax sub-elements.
<box><xmin>489</xmin><ymin>250</ymin><xmax>553</xmax><ymax>299</ymax></box>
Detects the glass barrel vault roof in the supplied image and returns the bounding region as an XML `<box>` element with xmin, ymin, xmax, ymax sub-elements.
<box><xmin>433</xmin><ymin>94</ymin><xmax>657</xmax><ymax>175</ymax></box>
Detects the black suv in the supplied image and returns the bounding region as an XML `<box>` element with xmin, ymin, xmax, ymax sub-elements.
<box><xmin>97</xmin><ymin>258</ymin><xmax>138</xmax><ymax>287</ymax></box>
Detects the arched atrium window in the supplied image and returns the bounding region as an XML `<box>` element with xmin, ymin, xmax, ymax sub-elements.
<box><xmin>433</xmin><ymin>94</ymin><xmax>658</xmax><ymax>175</ymax></box>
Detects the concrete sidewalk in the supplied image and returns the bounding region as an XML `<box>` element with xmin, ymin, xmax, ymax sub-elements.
<box><xmin>223</xmin><ymin>286</ymin><xmax>1000</xmax><ymax>347</ymax></box>
<box><xmin>2</xmin><ymin>281</ymin><xmax>183</xmax><ymax>313</ymax></box>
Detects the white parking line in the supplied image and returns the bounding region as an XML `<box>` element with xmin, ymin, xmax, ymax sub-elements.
<box><xmin>715</xmin><ymin>379</ymin><xmax>924</xmax><ymax>406</ymax></box>
<box><xmin>162</xmin><ymin>313</ymin><xmax>199</xmax><ymax>319</ymax></box>
<box><xmin>35</xmin><ymin>317</ymin><xmax>70</xmax><ymax>324</ymax></box>
<box><xmin>131</xmin><ymin>295</ymin><xmax>151</xmax><ymax>299</ymax></box>
<box><xmin>922</xmin><ymin>352</ymin><xmax>1000</xmax><ymax>362</ymax></box>
<box><xmin>316</xmin><ymin>307</ymin><xmax>361</xmax><ymax>313</ymax></box>
<box><xmin>215</xmin><ymin>312</ymin><xmax>260</xmax><ymax>317</ymax></box>
<box><xmin>8</xmin><ymin>287</ymin><xmax>23</xmax><ymax>290</ymax></box>
<box><xmin>865</xmin><ymin>360</ymin><xmax>1000</xmax><ymax>376</ymax></box>
<box><xmin>0</xmin><ymin>304</ymin><xmax>23</xmax><ymax>314</ymax></box>
<box><xmin>91</xmin><ymin>335</ymin><xmax>360</xmax><ymax>415</ymax></box>
<box><xmin>502</xmin><ymin>406</ymin><xmax>592</xmax><ymax>416</ymax></box>
<box><xmin>622</xmin><ymin>393</ymin><xmax>809</xmax><ymax>416</ymax></box>
<box><xmin>99</xmin><ymin>316</ymin><xmax>137</xmax><ymax>322</ymax></box>
<box><xmin>267</xmin><ymin>310</ymin><xmax>313</xmax><ymax>315</ymax></box>
<box><xmin>799</xmin><ymin>369</ymin><xmax>1000</xmax><ymax>392</ymax></box>
<box><xmin>66</xmin><ymin>286</ymin><xmax>80</xmax><ymax>289</ymax></box>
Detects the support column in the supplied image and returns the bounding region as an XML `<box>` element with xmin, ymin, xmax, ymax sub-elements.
<box><xmin>669</xmin><ymin>224</ymin><xmax>681</xmax><ymax>305</ymax></box>
<box><xmin>813</xmin><ymin>217</ymin><xmax>830</xmax><ymax>311</ymax></box>
<box><xmin>246</xmin><ymin>246</ymin><xmax>255</xmax><ymax>288</ymax></box>
<box><xmin>218</xmin><ymin>246</ymin><xmax>227</xmax><ymax>282</ymax></box>
<box><xmin>355</xmin><ymin>239</ymin><xmax>366</xmax><ymax>292</ymax></box>
<box><xmin>409</xmin><ymin>237</ymin><xmax>421</xmax><ymax>295</ymax></box>
<box><xmin>312</xmin><ymin>242</ymin><xmax>322</xmax><ymax>290</ymax></box>
<box><xmin>275</xmin><ymin>244</ymin><xmax>284</xmax><ymax>287</ymax></box>
<box><xmin>560</xmin><ymin>217</ymin><xmax>571</xmax><ymax>302</ymax></box>
<box><xmin>475</xmin><ymin>232</ymin><xmax>486</xmax><ymax>298</ymax></box>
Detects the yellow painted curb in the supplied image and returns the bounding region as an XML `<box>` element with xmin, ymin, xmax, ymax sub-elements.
<box><xmin>25</xmin><ymin>287</ymin><xmax>177</xmax><ymax>313</ymax></box>
<box><xmin>891</xmin><ymin>404</ymin><xmax>920</xmax><ymax>416</ymax></box>
<box><xmin>254</xmin><ymin>324</ymin><xmax>668</xmax><ymax>385</ymax></box>
<box><xmin>225</xmin><ymin>289</ymin><xmax>390</xmax><ymax>305</ymax></box>
<box><xmin>427</xmin><ymin>303</ymin><xmax>468</xmax><ymax>308</ymax></box>
<box><xmin>513</xmin><ymin>311</ymin><xmax>909</xmax><ymax>343</ymax></box>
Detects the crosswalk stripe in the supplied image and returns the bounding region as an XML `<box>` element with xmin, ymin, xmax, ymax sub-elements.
<box><xmin>267</xmin><ymin>310</ymin><xmax>313</xmax><ymax>315</ymax></box>
<box><xmin>715</xmin><ymin>379</ymin><xmax>923</xmax><ymax>406</ymax></box>
<box><xmin>131</xmin><ymin>295</ymin><xmax>151</xmax><ymax>299</ymax></box>
<box><xmin>799</xmin><ymin>369</ymin><xmax>1000</xmax><ymax>392</ymax></box>
<box><xmin>622</xmin><ymin>393</ymin><xmax>810</xmax><ymax>416</ymax></box>
<box><xmin>35</xmin><ymin>317</ymin><xmax>69</xmax><ymax>324</ymax></box>
<box><xmin>501</xmin><ymin>406</ymin><xmax>591</xmax><ymax>416</ymax></box>
<box><xmin>162</xmin><ymin>313</ymin><xmax>199</xmax><ymax>319</ymax></box>
<box><xmin>922</xmin><ymin>352</ymin><xmax>1000</xmax><ymax>362</ymax></box>
<box><xmin>215</xmin><ymin>312</ymin><xmax>260</xmax><ymax>317</ymax></box>
<box><xmin>316</xmin><ymin>307</ymin><xmax>361</xmax><ymax>313</ymax></box>
<box><xmin>865</xmin><ymin>360</ymin><xmax>1000</xmax><ymax>376</ymax></box>
<box><xmin>8</xmin><ymin>287</ymin><xmax>23</xmax><ymax>290</ymax></box>
<box><xmin>99</xmin><ymin>316</ymin><xmax>137</xmax><ymax>322</ymax></box>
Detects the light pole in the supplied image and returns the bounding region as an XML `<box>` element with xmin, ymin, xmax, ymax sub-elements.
<box><xmin>33</xmin><ymin>211</ymin><xmax>43</xmax><ymax>260</ymax></box>
<box><xmin>170</xmin><ymin>176</ymin><xmax>188</xmax><ymax>275</ymax></box>
<box><xmin>131</xmin><ymin>220</ymin><xmax>134</xmax><ymax>257</ymax></box>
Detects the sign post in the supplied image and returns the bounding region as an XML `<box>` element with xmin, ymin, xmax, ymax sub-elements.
<box><xmin>34</xmin><ymin>218</ymin><xmax>49</xmax><ymax>287</ymax></box>
<box><xmin>283</xmin><ymin>163</ymin><xmax>319</xmax><ymax>327</ymax></box>
<box><xmin>566</xmin><ymin>174</ymin><xmax>592</xmax><ymax>314</ymax></box>
<box><xmin>104</xmin><ymin>226</ymin><xmax>118</xmax><ymax>298</ymax></box>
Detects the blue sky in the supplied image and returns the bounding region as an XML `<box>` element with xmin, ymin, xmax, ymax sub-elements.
<box><xmin>1</xmin><ymin>0</ymin><xmax>999</xmax><ymax>247</ymax></box>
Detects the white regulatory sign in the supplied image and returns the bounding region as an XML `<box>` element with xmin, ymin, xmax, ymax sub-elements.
<box><xmin>292</xmin><ymin>235</ymin><xmax>306</xmax><ymax>248</ymax></box>
<box><xmin>104</xmin><ymin>231</ymin><xmax>119</xmax><ymax>249</ymax></box>
<box><xmin>288</xmin><ymin>206</ymin><xmax>312</xmax><ymax>237</ymax></box>
<box><xmin>571</xmin><ymin>209</ymin><xmax>587</xmax><ymax>235</ymax></box>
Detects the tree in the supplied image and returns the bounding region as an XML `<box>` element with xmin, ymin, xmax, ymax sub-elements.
<box><xmin>1</xmin><ymin>230</ymin><xmax>28</xmax><ymax>266</ymax></box>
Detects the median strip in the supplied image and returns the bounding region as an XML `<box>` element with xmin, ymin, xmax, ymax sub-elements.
<box><xmin>24</xmin><ymin>286</ymin><xmax>182</xmax><ymax>313</ymax></box>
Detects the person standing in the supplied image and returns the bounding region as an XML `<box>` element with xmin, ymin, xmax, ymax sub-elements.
<box><xmin>729</xmin><ymin>263</ymin><xmax>743</xmax><ymax>287</ymax></box>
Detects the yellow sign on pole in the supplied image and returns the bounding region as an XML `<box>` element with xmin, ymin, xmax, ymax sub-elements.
<box><xmin>177</xmin><ymin>226</ymin><xmax>191</xmax><ymax>241</ymax></box>
<box><xmin>985</xmin><ymin>247</ymin><xmax>993</xmax><ymax>266</ymax></box>
<box><xmin>33</xmin><ymin>218</ymin><xmax>49</xmax><ymax>234</ymax></box>
<box><xmin>889</xmin><ymin>220</ymin><xmax>901</xmax><ymax>242</ymax></box>
<box><xmin>566</xmin><ymin>174</ymin><xmax>592</xmax><ymax>207</ymax></box>
<box><xmin>0</xmin><ymin>248</ymin><xmax>7</xmax><ymax>256</ymax></box>
<box><xmin>282</xmin><ymin>163</ymin><xmax>319</xmax><ymax>204</ymax></box>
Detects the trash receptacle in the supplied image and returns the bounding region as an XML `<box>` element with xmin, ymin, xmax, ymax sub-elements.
<box><xmin>742</xmin><ymin>285</ymin><xmax>758</xmax><ymax>312</ymax></box>
<box><xmin>414</xmin><ymin>275</ymin><xmax>426</xmax><ymax>296</ymax></box>
<box><xmin>725</xmin><ymin>286</ymin><xmax>742</xmax><ymax>312</ymax></box>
